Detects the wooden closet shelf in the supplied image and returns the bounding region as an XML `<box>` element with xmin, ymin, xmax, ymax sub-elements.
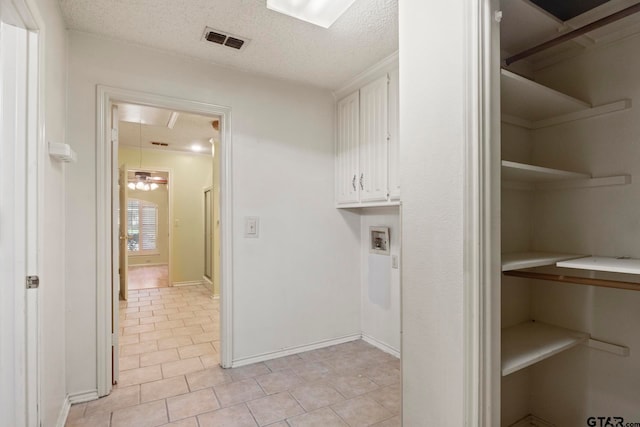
<box><xmin>503</xmin><ymin>270</ymin><xmax>640</xmax><ymax>292</ymax></box>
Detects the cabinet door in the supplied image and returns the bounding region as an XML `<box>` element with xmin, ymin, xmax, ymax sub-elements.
<box><xmin>336</xmin><ymin>91</ymin><xmax>360</xmax><ymax>204</ymax></box>
<box><xmin>359</xmin><ymin>75</ymin><xmax>389</xmax><ymax>202</ymax></box>
<box><xmin>388</xmin><ymin>68</ymin><xmax>400</xmax><ymax>200</ymax></box>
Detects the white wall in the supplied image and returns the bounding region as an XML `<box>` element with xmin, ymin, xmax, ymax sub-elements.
<box><xmin>360</xmin><ymin>208</ymin><xmax>400</xmax><ymax>354</ymax></box>
<box><xmin>399</xmin><ymin>0</ymin><xmax>466</xmax><ymax>424</ymax></box>
<box><xmin>33</xmin><ymin>0</ymin><xmax>68</xmax><ymax>424</ymax></box>
<box><xmin>65</xmin><ymin>32</ymin><xmax>361</xmax><ymax>394</ymax></box>
<box><xmin>527</xmin><ymin>33</ymin><xmax>640</xmax><ymax>424</ymax></box>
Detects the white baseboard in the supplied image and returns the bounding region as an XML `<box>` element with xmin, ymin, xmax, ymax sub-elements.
<box><xmin>361</xmin><ymin>334</ymin><xmax>400</xmax><ymax>358</ymax></box>
<box><xmin>172</xmin><ymin>280</ymin><xmax>203</xmax><ymax>287</ymax></box>
<box><xmin>55</xmin><ymin>390</ymin><xmax>99</xmax><ymax>427</ymax></box>
<box><xmin>509</xmin><ymin>414</ymin><xmax>555</xmax><ymax>427</ymax></box>
<box><xmin>55</xmin><ymin>396</ymin><xmax>71</xmax><ymax>427</ymax></box>
<box><xmin>231</xmin><ymin>333</ymin><xmax>362</xmax><ymax>367</ymax></box>
<box><xmin>68</xmin><ymin>389</ymin><xmax>99</xmax><ymax>404</ymax></box>
<box><xmin>128</xmin><ymin>262</ymin><xmax>167</xmax><ymax>268</ymax></box>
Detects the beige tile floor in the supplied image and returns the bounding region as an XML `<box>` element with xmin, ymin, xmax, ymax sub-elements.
<box><xmin>127</xmin><ymin>265</ymin><xmax>170</xmax><ymax>290</ymax></box>
<box><xmin>66</xmin><ymin>285</ymin><xmax>401</xmax><ymax>427</ymax></box>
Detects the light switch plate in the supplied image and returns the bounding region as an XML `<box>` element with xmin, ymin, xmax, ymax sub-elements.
<box><xmin>245</xmin><ymin>216</ymin><xmax>259</xmax><ymax>238</ymax></box>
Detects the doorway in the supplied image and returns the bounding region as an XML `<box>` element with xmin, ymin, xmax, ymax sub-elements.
<box><xmin>114</xmin><ymin>102</ymin><xmax>221</xmax><ymax>384</ymax></box>
<box><xmin>124</xmin><ymin>168</ymin><xmax>170</xmax><ymax>291</ymax></box>
<box><xmin>96</xmin><ymin>86</ymin><xmax>233</xmax><ymax>396</ymax></box>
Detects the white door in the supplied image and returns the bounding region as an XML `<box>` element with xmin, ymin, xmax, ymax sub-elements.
<box><xmin>359</xmin><ymin>75</ymin><xmax>389</xmax><ymax>202</ymax></box>
<box><xmin>335</xmin><ymin>91</ymin><xmax>360</xmax><ymax>204</ymax></box>
<box><xmin>111</xmin><ymin>104</ymin><xmax>121</xmax><ymax>382</ymax></box>
<box><xmin>388</xmin><ymin>68</ymin><xmax>401</xmax><ymax>200</ymax></box>
<box><xmin>0</xmin><ymin>17</ymin><xmax>40</xmax><ymax>427</ymax></box>
<box><xmin>119</xmin><ymin>167</ymin><xmax>129</xmax><ymax>302</ymax></box>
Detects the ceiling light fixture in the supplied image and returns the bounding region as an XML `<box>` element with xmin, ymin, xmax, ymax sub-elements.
<box><xmin>191</xmin><ymin>144</ymin><xmax>203</xmax><ymax>152</ymax></box>
<box><xmin>166</xmin><ymin>111</ymin><xmax>180</xmax><ymax>129</ymax></box>
<box><xmin>266</xmin><ymin>0</ymin><xmax>357</xmax><ymax>28</ymax></box>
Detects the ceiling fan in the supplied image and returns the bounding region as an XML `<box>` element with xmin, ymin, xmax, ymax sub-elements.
<box><xmin>127</xmin><ymin>171</ymin><xmax>168</xmax><ymax>191</ymax></box>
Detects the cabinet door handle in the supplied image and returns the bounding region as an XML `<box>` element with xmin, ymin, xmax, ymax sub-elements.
<box><xmin>352</xmin><ymin>175</ymin><xmax>356</xmax><ymax>191</ymax></box>
<box><xmin>360</xmin><ymin>173</ymin><xmax>364</xmax><ymax>190</ymax></box>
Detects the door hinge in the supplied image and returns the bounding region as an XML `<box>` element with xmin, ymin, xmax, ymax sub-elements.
<box><xmin>26</xmin><ymin>275</ymin><xmax>39</xmax><ymax>289</ymax></box>
<box><xmin>112</xmin><ymin>333</ymin><xmax>116</xmax><ymax>346</ymax></box>
<box><xmin>111</xmin><ymin>128</ymin><xmax>118</xmax><ymax>142</ymax></box>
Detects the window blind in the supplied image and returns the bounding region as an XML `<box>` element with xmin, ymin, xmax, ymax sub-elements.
<box><xmin>127</xmin><ymin>199</ymin><xmax>158</xmax><ymax>253</ymax></box>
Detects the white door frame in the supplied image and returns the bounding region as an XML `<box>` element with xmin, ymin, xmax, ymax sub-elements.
<box><xmin>0</xmin><ymin>0</ymin><xmax>44</xmax><ymax>425</ymax></box>
<box><xmin>96</xmin><ymin>86</ymin><xmax>234</xmax><ymax>396</ymax></box>
<box><xmin>462</xmin><ymin>0</ymin><xmax>500</xmax><ymax>426</ymax></box>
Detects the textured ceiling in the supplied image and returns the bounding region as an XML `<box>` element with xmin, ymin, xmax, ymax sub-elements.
<box><xmin>58</xmin><ymin>0</ymin><xmax>398</xmax><ymax>89</ymax></box>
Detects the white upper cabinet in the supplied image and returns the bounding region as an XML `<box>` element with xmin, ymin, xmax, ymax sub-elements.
<box><xmin>336</xmin><ymin>91</ymin><xmax>360</xmax><ymax>204</ymax></box>
<box><xmin>359</xmin><ymin>75</ymin><xmax>389</xmax><ymax>202</ymax></box>
<box><xmin>388</xmin><ymin>68</ymin><xmax>400</xmax><ymax>200</ymax></box>
<box><xmin>335</xmin><ymin>68</ymin><xmax>399</xmax><ymax>207</ymax></box>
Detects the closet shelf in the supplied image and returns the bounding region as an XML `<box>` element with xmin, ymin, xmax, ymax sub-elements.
<box><xmin>556</xmin><ymin>256</ymin><xmax>640</xmax><ymax>275</ymax></box>
<box><xmin>501</xmin><ymin>69</ymin><xmax>590</xmax><ymax>122</ymax></box>
<box><xmin>502</xmin><ymin>321</ymin><xmax>588</xmax><ymax>376</ymax></box>
<box><xmin>502</xmin><ymin>252</ymin><xmax>586</xmax><ymax>271</ymax></box>
<box><xmin>501</xmin><ymin>69</ymin><xmax>631</xmax><ymax>129</ymax></box>
<box><xmin>502</xmin><ymin>161</ymin><xmax>631</xmax><ymax>191</ymax></box>
<box><xmin>502</xmin><ymin>161</ymin><xmax>590</xmax><ymax>182</ymax></box>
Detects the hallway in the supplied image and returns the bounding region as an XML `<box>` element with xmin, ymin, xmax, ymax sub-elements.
<box><xmin>65</xmin><ymin>286</ymin><xmax>400</xmax><ymax>427</ymax></box>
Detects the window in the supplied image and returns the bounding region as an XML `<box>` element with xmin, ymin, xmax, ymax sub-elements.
<box><xmin>127</xmin><ymin>199</ymin><xmax>158</xmax><ymax>254</ymax></box>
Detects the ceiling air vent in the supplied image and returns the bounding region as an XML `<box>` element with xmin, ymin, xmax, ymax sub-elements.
<box><xmin>206</xmin><ymin>31</ymin><xmax>226</xmax><ymax>45</ymax></box>
<box><xmin>202</xmin><ymin>27</ymin><xmax>250</xmax><ymax>50</ymax></box>
<box><xmin>224</xmin><ymin>37</ymin><xmax>244</xmax><ymax>50</ymax></box>
<box><xmin>151</xmin><ymin>141</ymin><xmax>169</xmax><ymax>147</ymax></box>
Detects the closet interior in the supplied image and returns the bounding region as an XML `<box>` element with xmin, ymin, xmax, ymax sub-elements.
<box><xmin>498</xmin><ymin>1</ymin><xmax>640</xmax><ymax>425</ymax></box>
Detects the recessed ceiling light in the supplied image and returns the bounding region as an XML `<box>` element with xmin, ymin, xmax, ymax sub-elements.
<box><xmin>267</xmin><ymin>0</ymin><xmax>357</xmax><ymax>28</ymax></box>
<box><xmin>191</xmin><ymin>144</ymin><xmax>203</xmax><ymax>152</ymax></box>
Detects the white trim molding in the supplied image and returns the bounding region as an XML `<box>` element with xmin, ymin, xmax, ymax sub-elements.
<box><xmin>67</xmin><ymin>389</ymin><xmax>100</xmax><ymax>404</ymax></box>
<box><xmin>333</xmin><ymin>50</ymin><xmax>398</xmax><ymax>100</ymax></box>
<box><xmin>231</xmin><ymin>334</ymin><xmax>362</xmax><ymax>368</ymax></box>
<box><xmin>361</xmin><ymin>334</ymin><xmax>400</xmax><ymax>358</ymax></box>
<box><xmin>463</xmin><ymin>1</ymin><xmax>501</xmax><ymax>426</ymax></box>
<box><xmin>96</xmin><ymin>86</ymin><xmax>234</xmax><ymax>397</ymax></box>
<box><xmin>55</xmin><ymin>390</ymin><xmax>99</xmax><ymax>427</ymax></box>
<box><xmin>54</xmin><ymin>396</ymin><xmax>70</xmax><ymax>427</ymax></box>
<box><xmin>172</xmin><ymin>280</ymin><xmax>204</xmax><ymax>287</ymax></box>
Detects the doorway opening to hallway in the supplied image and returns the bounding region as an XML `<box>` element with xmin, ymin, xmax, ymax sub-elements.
<box><xmin>107</xmin><ymin>97</ymin><xmax>229</xmax><ymax>389</ymax></box>
<box><xmin>114</xmin><ymin>106</ymin><xmax>222</xmax><ymax>416</ymax></box>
